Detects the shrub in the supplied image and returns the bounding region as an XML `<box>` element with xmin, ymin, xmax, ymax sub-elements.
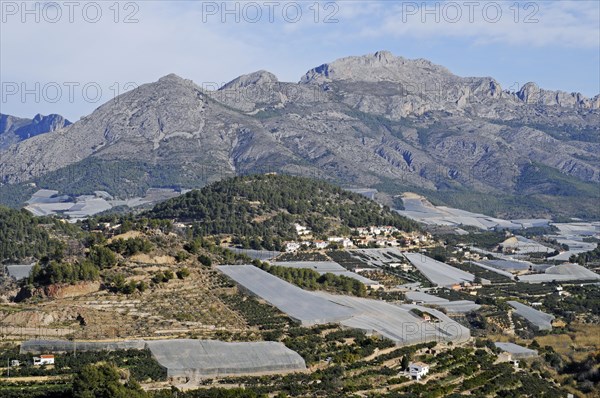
<box><xmin>198</xmin><ymin>254</ymin><xmax>213</xmax><ymax>267</ymax></box>
<box><xmin>176</xmin><ymin>268</ymin><xmax>190</xmax><ymax>279</ymax></box>
<box><xmin>88</xmin><ymin>245</ymin><xmax>117</xmax><ymax>269</ymax></box>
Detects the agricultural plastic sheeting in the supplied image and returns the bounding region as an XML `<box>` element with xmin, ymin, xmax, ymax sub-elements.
<box><xmin>145</xmin><ymin>339</ymin><xmax>306</xmax><ymax>378</ymax></box>
<box><xmin>219</xmin><ymin>265</ymin><xmax>470</xmax><ymax>345</ymax></box>
<box><xmin>494</xmin><ymin>342</ymin><xmax>539</xmax><ymax>358</ymax></box>
<box><xmin>403</xmin><ymin>253</ymin><xmax>479</xmax><ymax>287</ymax></box>
<box><xmin>218</xmin><ymin>265</ymin><xmax>357</xmax><ymax>325</ymax></box>
<box><xmin>507</xmin><ymin>301</ymin><xmax>554</xmax><ymax>331</ymax></box>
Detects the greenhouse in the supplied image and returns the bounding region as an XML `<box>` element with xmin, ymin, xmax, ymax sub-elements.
<box><xmin>218</xmin><ymin>264</ymin><xmax>357</xmax><ymax>325</ymax></box>
<box><xmin>403</xmin><ymin>253</ymin><xmax>482</xmax><ymax>287</ymax></box>
<box><xmin>507</xmin><ymin>301</ymin><xmax>555</xmax><ymax>331</ymax></box>
<box><xmin>405</xmin><ymin>291</ymin><xmax>481</xmax><ymax>313</ymax></box>
<box><xmin>518</xmin><ymin>264</ymin><xmax>600</xmax><ymax>283</ymax></box>
<box><xmin>219</xmin><ymin>265</ymin><xmax>470</xmax><ymax>345</ymax></box>
<box><xmin>494</xmin><ymin>342</ymin><xmax>539</xmax><ymax>358</ymax></box>
<box><xmin>145</xmin><ymin>339</ymin><xmax>306</xmax><ymax>378</ymax></box>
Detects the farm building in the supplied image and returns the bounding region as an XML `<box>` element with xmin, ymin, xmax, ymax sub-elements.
<box><xmin>33</xmin><ymin>355</ymin><xmax>55</xmax><ymax>366</ymax></box>
<box><xmin>408</xmin><ymin>361</ymin><xmax>429</xmax><ymax>380</ymax></box>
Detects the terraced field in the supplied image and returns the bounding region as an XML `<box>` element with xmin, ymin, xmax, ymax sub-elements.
<box><xmin>1</xmin><ymin>266</ymin><xmax>257</xmax><ymax>341</ymax></box>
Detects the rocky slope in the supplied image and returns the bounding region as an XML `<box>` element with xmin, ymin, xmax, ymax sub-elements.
<box><xmin>0</xmin><ymin>113</ymin><xmax>71</xmax><ymax>150</ymax></box>
<box><xmin>0</xmin><ymin>51</ymin><xmax>598</xmax><ymax>219</ymax></box>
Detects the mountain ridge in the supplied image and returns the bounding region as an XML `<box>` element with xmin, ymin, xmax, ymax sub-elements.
<box><xmin>0</xmin><ymin>113</ymin><xmax>71</xmax><ymax>150</ymax></box>
<box><xmin>0</xmin><ymin>51</ymin><xmax>598</xmax><ymax>219</ymax></box>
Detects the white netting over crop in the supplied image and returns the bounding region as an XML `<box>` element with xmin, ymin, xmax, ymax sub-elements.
<box><xmin>145</xmin><ymin>339</ymin><xmax>306</xmax><ymax>378</ymax></box>
<box><xmin>219</xmin><ymin>265</ymin><xmax>470</xmax><ymax>345</ymax></box>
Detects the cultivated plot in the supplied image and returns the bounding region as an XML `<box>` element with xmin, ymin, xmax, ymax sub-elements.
<box><xmin>218</xmin><ymin>265</ymin><xmax>470</xmax><ymax>345</ymax></box>
<box><xmin>508</xmin><ymin>301</ymin><xmax>555</xmax><ymax>331</ymax></box>
<box><xmin>270</xmin><ymin>261</ymin><xmax>380</xmax><ymax>287</ymax></box>
<box><xmin>518</xmin><ymin>264</ymin><xmax>600</xmax><ymax>283</ymax></box>
<box><xmin>403</xmin><ymin>253</ymin><xmax>481</xmax><ymax>287</ymax></box>
<box><xmin>405</xmin><ymin>291</ymin><xmax>481</xmax><ymax>313</ymax></box>
<box><xmin>218</xmin><ymin>265</ymin><xmax>356</xmax><ymax>325</ymax></box>
<box><xmin>146</xmin><ymin>339</ymin><xmax>306</xmax><ymax>378</ymax></box>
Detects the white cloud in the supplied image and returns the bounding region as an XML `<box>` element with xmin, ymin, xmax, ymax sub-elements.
<box><xmin>351</xmin><ymin>1</ymin><xmax>599</xmax><ymax>49</ymax></box>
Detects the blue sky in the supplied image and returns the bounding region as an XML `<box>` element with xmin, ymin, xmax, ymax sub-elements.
<box><xmin>1</xmin><ymin>0</ymin><xmax>599</xmax><ymax>121</ymax></box>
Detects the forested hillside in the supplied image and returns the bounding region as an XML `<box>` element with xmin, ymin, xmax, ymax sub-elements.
<box><xmin>0</xmin><ymin>206</ymin><xmax>64</xmax><ymax>263</ymax></box>
<box><xmin>148</xmin><ymin>174</ymin><xmax>419</xmax><ymax>243</ymax></box>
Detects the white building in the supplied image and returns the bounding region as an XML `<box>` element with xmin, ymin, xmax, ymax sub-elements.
<box><xmin>355</xmin><ymin>227</ymin><xmax>370</xmax><ymax>235</ymax></box>
<box><xmin>400</xmin><ymin>263</ymin><xmax>413</xmax><ymax>272</ymax></box>
<box><xmin>408</xmin><ymin>362</ymin><xmax>429</xmax><ymax>380</ymax></box>
<box><xmin>370</xmin><ymin>226</ymin><xmax>382</xmax><ymax>235</ymax></box>
<box><xmin>33</xmin><ymin>355</ymin><xmax>55</xmax><ymax>366</ymax></box>
<box><xmin>313</xmin><ymin>240</ymin><xmax>329</xmax><ymax>249</ymax></box>
<box><xmin>294</xmin><ymin>224</ymin><xmax>311</xmax><ymax>236</ymax></box>
<box><xmin>327</xmin><ymin>237</ymin><xmax>354</xmax><ymax>248</ymax></box>
<box><xmin>284</xmin><ymin>242</ymin><xmax>301</xmax><ymax>252</ymax></box>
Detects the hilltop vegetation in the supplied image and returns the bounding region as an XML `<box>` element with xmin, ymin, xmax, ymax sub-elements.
<box><xmin>570</xmin><ymin>243</ymin><xmax>600</xmax><ymax>265</ymax></box>
<box><xmin>148</xmin><ymin>174</ymin><xmax>418</xmax><ymax>249</ymax></box>
<box><xmin>0</xmin><ymin>206</ymin><xmax>66</xmax><ymax>263</ymax></box>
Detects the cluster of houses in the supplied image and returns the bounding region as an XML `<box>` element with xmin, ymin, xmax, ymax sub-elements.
<box><xmin>283</xmin><ymin>224</ymin><xmax>432</xmax><ymax>253</ymax></box>
<box><xmin>283</xmin><ymin>237</ymin><xmax>354</xmax><ymax>252</ymax></box>
<box><xmin>283</xmin><ymin>224</ymin><xmax>356</xmax><ymax>252</ymax></box>
<box><xmin>353</xmin><ymin>226</ymin><xmax>404</xmax><ymax>248</ymax></box>
<box><xmin>450</xmin><ymin>281</ymin><xmax>484</xmax><ymax>293</ymax></box>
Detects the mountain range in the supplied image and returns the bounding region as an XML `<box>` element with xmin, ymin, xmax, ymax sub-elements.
<box><xmin>1</xmin><ymin>51</ymin><xmax>598</xmax><ymax>219</ymax></box>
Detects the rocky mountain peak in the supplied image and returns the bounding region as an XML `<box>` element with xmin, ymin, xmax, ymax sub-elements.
<box><xmin>300</xmin><ymin>50</ymin><xmax>452</xmax><ymax>84</ymax></box>
<box><xmin>220</xmin><ymin>70</ymin><xmax>279</xmax><ymax>90</ymax></box>
<box><xmin>0</xmin><ymin>113</ymin><xmax>71</xmax><ymax>150</ymax></box>
<box><xmin>516</xmin><ymin>82</ymin><xmax>541</xmax><ymax>103</ymax></box>
<box><xmin>158</xmin><ymin>73</ymin><xmax>187</xmax><ymax>83</ymax></box>
<box><xmin>32</xmin><ymin>113</ymin><xmax>71</xmax><ymax>129</ymax></box>
<box><xmin>373</xmin><ymin>50</ymin><xmax>395</xmax><ymax>63</ymax></box>
<box><xmin>1</xmin><ymin>52</ymin><xmax>598</xmax><ymax>221</ymax></box>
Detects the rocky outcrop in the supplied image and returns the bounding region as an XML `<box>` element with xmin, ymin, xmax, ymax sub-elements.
<box><xmin>300</xmin><ymin>50</ymin><xmax>452</xmax><ymax>84</ymax></box>
<box><xmin>221</xmin><ymin>70</ymin><xmax>279</xmax><ymax>90</ymax></box>
<box><xmin>0</xmin><ymin>113</ymin><xmax>71</xmax><ymax>150</ymax></box>
<box><xmin>516</xmin><ymin>82</ymin><xmax>599</xmax><ymax>109</ymax></box>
